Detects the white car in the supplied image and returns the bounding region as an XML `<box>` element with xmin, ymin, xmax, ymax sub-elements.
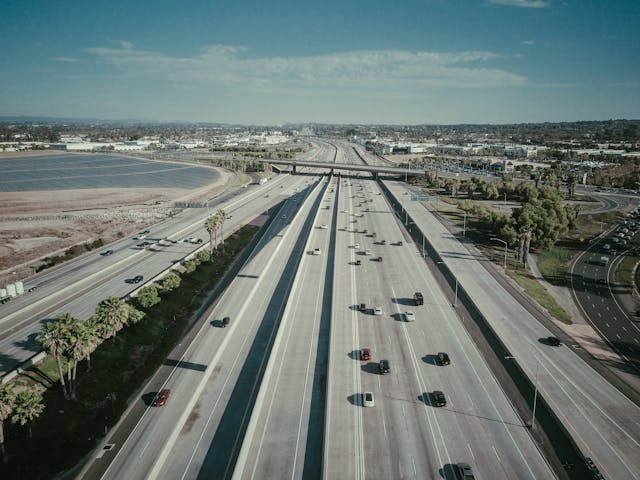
<box><xmin>354</xmin><ymin>243</ymin><xmax>360</xmax><ymax>249</ymax></box>
<box><xmin>320</xmin><ymin>224</ymin><xmax>328</xmax><ymax>229</ymax></box>
<box><xmin>374</xmin><ymin>307</ymin><xmax>383</xmax><ymax>316</ymax></box>
<box><xmin>603</xmin><ymin>244</ymin><xmax>611</xmax><ymax>250</ymax></box>
<box><xmin>363</xmin><ymin>391</ymin><xmax>375</xmax><ymax>407</ymax></box>
<box><xmin>313</xmin><ymin>248</ymin><xmax>321</xmax><ymax>255</ymax></box>
<box><xmin>404</xmin><ymin>311</ymin><xmax>416</xmax><ymax>322</ymax></box>
<box><xmin>133</xmin><ymin>234</ymin><xmax>146</xmax><ymax>240</ymax></box>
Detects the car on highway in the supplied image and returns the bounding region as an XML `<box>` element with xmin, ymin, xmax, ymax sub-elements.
<box><xmin>312</xmin><ymin>248</ymin><xmax>321</xmax><ymax>255</ymax></box>
<box><xmin>547</xmin><ymin>336</ymin><xmax>561</xmax><ymax>346</ymax></box>
<box><xmin>359</xmin><ymin>303</ymin><xmax>367</xmax><ymax>312</ymax></box>
<box><xmin>153</xmin><ymin>389</ymin><xmax>171</xmax><ymax>407</ymax></box>
<box><xmin>134</xmin><ymin>234</ymin><xmax>147</xmax><ymax>240</ymax></box>
<box><xmin>354</xmin><ymin>243</ymin><xmax>360</xmax><ymax>249</ymax></box>
<box><xmin>404</xmin><ymin>311</ymin><xmax>416</xmax><ymax>322</ymax></box>
<box><xmin>431</xmin><ymin>390</ymin><xmax>446</xmax><ymax>407</ymax></box>
<box><xmin>603</xmin><ymin>244</ymin><xmax>611</xmax><ymax>250</ymax></box>
<box><xmin>379</xmin><ymin>359</ymin><xmax>390</xmax><ymax>374</ymax></box>
<box><xmin>222</xmin><ymin>316</ymin><xmax>230</xmax><ymax>327</ymax></box>
<box><xmin>437</xmin><ymin>352</ymin><xmax>450</xmax><ymax>365</ymax></box>
<box><xmin>455</xmin><ymin>462</ymin><xmax>475</xmax><ymax>480</ymax></box>
<box><xmin>129</xmin><ymin>275</ymin><xmax>144</xmax><ymax>284</ymax></box>
<box><xmin>355</xmin><ymin>259</ymin><xmax>361</xmax><ymax>266</ymax></box>
<box><xmin>101</xmin><ymin>250</ymin><xmax>114</xmax><ymax>256</ymax></box>
<box><xmin>363</xmin><ymin>391</ymin><xmax>375</xmax><ymax>407</ymax></box>
<box><xmin>380</xmin><ymin>240</ymin><xmax>386</xmax><ymax>245</ymax></box>
<box><xmin>139</xmin><ymin>230</ymin><xmax>151</xmax><ymax>235</ymax></box>
<box><xmin>361</xmin><ymin>348</ymin><xmax>371</xmax><ymax>361</ymax></box>
<box><xmin>319</xmin><ymin>224</ymin><xmax>328</xmax><ymax>229</ymax></box>
<box><xmin>373</xmin><ymin>307</ymin><xmax>383</xmax><ymax>316</ymax></box>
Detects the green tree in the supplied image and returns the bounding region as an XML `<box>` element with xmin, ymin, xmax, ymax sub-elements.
<box><xmin>37</xmin><ymin>318</ymin><xmax>71</xmax><ymax>399</ymax></box>
<box><xmin>483</xmin><ymin>183</ymin><xmax>500</xmax><ymax>200</ymax></box>
<box><xmin>137</xmin><ymin>285</ymin><xmax>160</xmax><ymax>308</ymax></box>
<box><xmin>127</xmin><ymin>304</ymin><xmax>145</xmax><ymax>325</ymax></box>
<box><xmin>0</xmin><ymin>383</ymin><xmax>15</xmax><ymax>462</ymax></box>
<box><xmin>11</xmin><ymin>388</ymin><xmax>45</xmax><ymax>438</ymax></box>
<box><xmin>184</xmin><ymin>259</ymin><xmax>198</xmax><ymax>273</ymax></box>
<box><xmin>195</xmin><ymin>250</ymin><xmax>211</xmax><ymax>263</ymax></box>
<box><xmin>161</xmin><ymin>272</ymin><xmax>181</xmax><ymax>292</ymax></box>
<box><xmin>64</xmin><ymin>317</ymin><xmax>94</xmax><ymax>398</ymax></box>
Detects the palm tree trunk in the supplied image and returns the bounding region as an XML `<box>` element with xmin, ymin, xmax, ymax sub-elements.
<box><xmin>55</xmin><ymin>355</ymin><xmax>69</xmax><ymax>399</ymax></box>
<box><xmin>86</xmin><ymin>352</ymin><xmax>92</xmax><ymax>372</ymax></box>
<box><xmin>1</xmin><ymin>422</ymin><xmax>7</xmax><ymax>463</ymax></box>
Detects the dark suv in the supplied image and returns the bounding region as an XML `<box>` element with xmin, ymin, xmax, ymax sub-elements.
<box><xmin>431</xmin><ymin>390</ymin><xmax>446</xmax><ymax>407</ymax></box>
<box><xmin>547</xmin><ymin>336</ymin><xmax>561</xmax><ymax>346</ymax></box>
<box><xmin>437</xmin><ymin>352</ymin><xmax>450</xmax><ymax>365</ymax></box>
<box><xmin>455</xmin><ymin>462</ymin><xmax>475</xmax><ymax>479</ymax></box>
<box><xmin>413</xmin><ymin>292</ymin><xmax>424</xmax><ymax>306</ymax></box>
<box><xmin>379</xmin><ymin>359</ymin><xmax>390</xmax><ymax>374</ymax></box>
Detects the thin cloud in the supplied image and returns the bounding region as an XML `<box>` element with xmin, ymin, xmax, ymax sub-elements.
<box><xmin>83</xmin><ymin>44</ymin><xmax>527</xmax><ymax>90</ymax></box>
<box><xmin>53</xmin><ymin>57</ymin><xmax>80</xmax><ymax>63</ymax></box>
<box><xmin>487</xmin><ymin>0</ymin><xmax>549</xmax><ymax>7</ymax></box>
<box><xmin>521</xmin><ymin>40</ymin><xmax>536</xmax><ymax>45</ymax></box>
<box><xmin>119</xmin><ymin>40</ymin><xmax>133</xmax><ymax>49</ymax></box>
<box><xmin>607</xmin><ymin>80</ymin><xmax>640</xmax><ymax>87</ymax></box>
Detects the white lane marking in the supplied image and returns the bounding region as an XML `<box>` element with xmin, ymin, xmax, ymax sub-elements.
<box><xmin>412</xmin><ymin>457</ymin><xmax>417</xmax><ymax>476</ymax></box>
<box><xmin>623</xmin><ymin>326</ymin><xmax>628</xmax><ymax>332</ymax></box>
<box><xmin>616</xmin><ymin>334</ymin><xmax>622</xmax><ymax>340</ymax></box>
<box><xmin>493</xmin><ymin>446</ymin><xmax>501</xmax><ymax>462</ymax></box>
<box><xmin>467</xmin><ymin>444</ymin><xmax>475</xmax><ymax>460</ymax></box>
<box><xmin>382</xmin><ymin>417</ymin><xmax>387</xmax><ymax>438</ymax></box>
<box><xmin>606</xmin><ymin>323</ymin><xmax>611</xmax><ymax>327</ymax></box>
<box><xmin>139</xmin><ymin>442</ymin><xmax>150</xmax><ymax>459</ymax></box>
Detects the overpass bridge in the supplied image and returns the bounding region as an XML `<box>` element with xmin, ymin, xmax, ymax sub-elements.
<box><xmin>258</xmin><ymin>158</ymin><xmax>426</xmax><ymax>178</ymax></box>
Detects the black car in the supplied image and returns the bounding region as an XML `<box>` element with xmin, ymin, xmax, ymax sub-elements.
<box><xmin>547</xmin><ymin>336</ymin><xmax>561</xmax><ymax>346</ymax></box>
<box><xmin>355</xmin><ymin>259</ymin><xmax>362</xmax><ymax>265</ymax></box>
<box><xmin>455</xmin><ymin>462</ymin><xmax>475</xmax><ymax>479</ymax></box>
<box><xmin>131</xmin><ymin>275</ymin><xmax>144</xmax><ymax>283</ymax></box>
<box><xmin>379</xmin><ymin>359</ymin><xmax>390</xmax><ymax>374</ymax></box>
<box><xmin>432</xmin><ymin>390</ymin><xmax>446</xmax><ymax>407</ymax></box>
<box><xmin>437</xmin><ymin>352</ymin><xmax>450</xmax><ymax>365</ymax></box>
<box><xmin>222</xmin><ymin>316</ymin><xmax>230</xmax><ymax>327</ymax></box>
<box><xmin>101</xmin><ymin>250</ymin><xmax>114</xmax><ymax>256</ymax></box>
<box><xmin>359</xmin><ymin>303</ymin><xmax>367</xmax><ymax>312</ymax></box>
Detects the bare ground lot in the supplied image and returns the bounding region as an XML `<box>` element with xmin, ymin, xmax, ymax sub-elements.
<box><xmin>0</xmin><ymin>156</ymin><xmax>232</xmax><ymax>284</ymax></box>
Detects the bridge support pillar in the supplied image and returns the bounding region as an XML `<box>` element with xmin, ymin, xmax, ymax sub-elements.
<box><xmin>292</xmin><ymin>165</ymin><xmax>297</xmax><ymax>174</ymax></box>
<box><xmin>373</xmin><ymin>171</ymin><xmax>378</xmax><ymax>179</ymax></box>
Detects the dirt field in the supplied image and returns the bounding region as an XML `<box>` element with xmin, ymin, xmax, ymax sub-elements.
<box><xmin>0</xmin><ymin>167</ymin><xmax>233</xmax><ymax>285</ymax></box>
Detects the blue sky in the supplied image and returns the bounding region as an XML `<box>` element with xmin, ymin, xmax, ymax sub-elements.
<box><xmin>1</xmin><ymin>0</ymin><xmax>638</xmax><ymax>124</ymax></box>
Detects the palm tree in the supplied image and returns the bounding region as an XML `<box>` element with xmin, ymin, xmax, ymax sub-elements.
<box><xmin>65</xmin><ymin>320</ymin><xmax>95</xmax><ymax>399</ymax></box>
<box><xmin>94</xmin><ymin>297</ymin><xmax>129</xmax><ymax>339</ymax></box>
<box><xmin>216</xmin><ymin>209</ymin><xmax>228</xmax><ymax>250</ymax></box>
<box><xmin>205</xmin><ymin>214</ymin><xmax>220</xmax><ymax>254</ymax></box>
<box><xmin>83</xmin><ymin>317</ymin><xmax>103</xmax><ymax>372</ymax></box>
<box><xmin>37</xmin><ymin>319</ymin><xmax>70</xmax><ymax>399</ymax></box>
<box><xmin>11</xmin><ymin>388</ymin><xmax>45</xmax><ymax>438</ymax></box>
<box><xmin>0</xmin><ymin>383</ymin><xmax>15</xmax><ymax>462</ymax></box>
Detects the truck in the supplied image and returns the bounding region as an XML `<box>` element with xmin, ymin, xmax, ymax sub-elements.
<box><xmin>597</xmin><ymin>256</ymin><xmax>610</xmax><ymax>266</ymax></box>
<box><xmin>258</xmin><ymin>177</ymin><xmax>268</xmax><ymax>185</ymax></box>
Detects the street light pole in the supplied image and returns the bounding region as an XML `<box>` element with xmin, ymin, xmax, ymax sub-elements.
<box><xmin>531</xmin><ymin>361</ymin><xmax>539</xmax><ymax>431</ymax></box>
<box><xmin>463</xmin><ymin>211</ymin><xmax>467</xmax><ymax>236</ymax></box>
<box><xmin>491</xmin><ymin>237</ymin><xmax>508</xmax><ymax>269</ymax></box>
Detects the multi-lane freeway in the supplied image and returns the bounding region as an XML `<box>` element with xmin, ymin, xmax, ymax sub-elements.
<box><xmin>3</xmin><ymin>140</ymin><xmax>640</xmax><ymax>480</ymax></box>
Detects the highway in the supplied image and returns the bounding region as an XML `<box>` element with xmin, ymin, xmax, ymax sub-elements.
<box><xmin>379</xmin><ymin>173</ymin><xmax>640</xmax><ymax>480</ymax></box>
<box><xmin>0</xmin><ymin>171</ymin><xmax>318</xmax><ymax>376</ymax></box>
<box><xmin>570</xmin><ymin>223</ymin><xmax>640</xmax><ymax>372</ymax></box>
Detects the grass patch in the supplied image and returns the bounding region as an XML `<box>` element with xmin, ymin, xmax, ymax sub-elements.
<box><xmin>537</xmin><ymin>246</ymin><xmax>571</xmax><ymax>286</ymax></box>
<box><xmin>507</xmin><ymin>269</ymin><xmax>573</xmax><ymax>325</ymax></box>
<box><xmin>615</xmin><ymin>254</ymin><xmax>640</xmax><ymax>286</ymax></box>
<box><xmin>0</xmin><ymin>224</ymin><xmax>261</xmax><ymax>480</ymax></box>
<box><xmin>233</xmin><ymin>173</ymin><xmax>251</xmax><ymax>187</ymax></box>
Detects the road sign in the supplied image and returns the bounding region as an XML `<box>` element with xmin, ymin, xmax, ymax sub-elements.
<box><xmin>411</xmin><ymin>194</ymin><xmax>430</xmax><ymax>201</ymax></box>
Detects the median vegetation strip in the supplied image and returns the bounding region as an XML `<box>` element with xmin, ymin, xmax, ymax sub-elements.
<box><xmin>614</xmin><ymin>254</ymin><xmax>640</xmax><ymax>287</ymax></box>
<box><xmin>0</xmin><ymin>223</ymin><xmax>259</xmax><ymax>479</ymax></box>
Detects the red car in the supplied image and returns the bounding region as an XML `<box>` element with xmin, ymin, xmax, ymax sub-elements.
<box><xmin>153</xmin><ymin>389</ymin><xmax>171</xmax><ymax>407</ymax></box>
<box><xmin>361</xmin><ymin>348</ymin><xmax>371</xmax><ymax>361</ymax></box>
